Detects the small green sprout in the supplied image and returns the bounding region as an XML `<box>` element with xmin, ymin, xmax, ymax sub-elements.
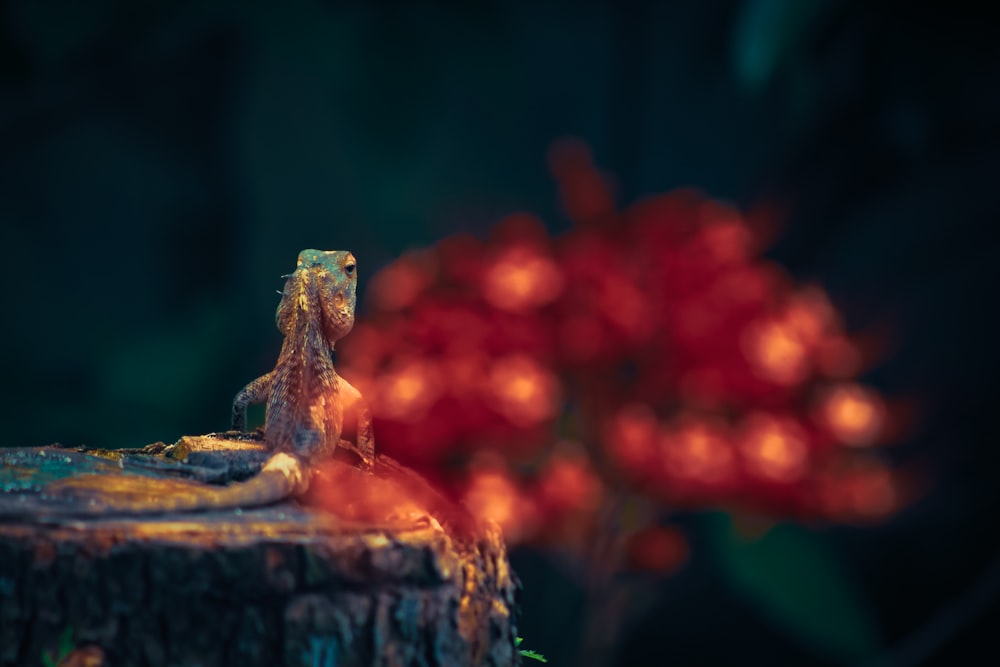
<box><xmin>41</xmin><ymin>626</ymin><xmax>74</xmax><ymax>667</ymax></box>
<box><xmin>516</xmin><ymin>636</ymin><xmax>548</xmax><ymax>663</ymax></box>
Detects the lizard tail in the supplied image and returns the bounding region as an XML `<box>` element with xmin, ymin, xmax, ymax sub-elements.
<box><xmin>0</xmin><ymin>454</ymin><xmax>307</xmax><ymax>519</ymax></box>
<box><xmin>150</xmin><ymin>452</ymin><xmax>307</xmax><ymax>514</ymax></box>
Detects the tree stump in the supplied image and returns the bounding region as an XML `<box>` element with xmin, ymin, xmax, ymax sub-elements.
<box><xmin>0</xmin><ymin>437</ymin><xmax>520</xmax><ymax>667</ymax></box>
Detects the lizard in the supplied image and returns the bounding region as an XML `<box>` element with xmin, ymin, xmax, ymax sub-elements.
<box><xmin>0</xmin><ymin>249</ymin><xmax>376</xmax><ymax>518</ymax></box>
<box><xmin>231</xmin><ymin>248</ymin><xmax>375</xmax><ymax>479</ymax></box>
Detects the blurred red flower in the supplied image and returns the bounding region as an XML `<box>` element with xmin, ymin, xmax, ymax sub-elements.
<box><xmin>338</xmin><ymin>139</ymin><xmax>906</xmax><ymax>560</ymax></box>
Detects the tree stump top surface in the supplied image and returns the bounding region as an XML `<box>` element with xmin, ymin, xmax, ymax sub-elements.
<box><xmin>0</xmin><ymin>437</ymin><xmax>519</xmax><ymax>667</ymax></box>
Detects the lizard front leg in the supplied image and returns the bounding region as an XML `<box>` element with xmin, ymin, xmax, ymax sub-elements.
<box><xmin>232</xmin><ymin>370</ymin><xmax>275</xmax><ymax>432</ymax></box>
<box><xmin>341</xmin><ymin>378</ymin><xmax>375</xmax><ymax>470</ymax></box>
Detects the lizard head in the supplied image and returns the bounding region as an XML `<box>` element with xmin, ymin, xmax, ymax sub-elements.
<box><xmin>287</xmin><ymin>248</ymin><xmax>358</xmax><ymax>343</ymax></box>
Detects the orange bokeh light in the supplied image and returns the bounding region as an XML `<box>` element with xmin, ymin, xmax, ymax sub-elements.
<box><xmin>465</xmin><ymin>471</ymin><xmax>516</xmax><ymax>527</ymax></box>
<box><xmin>741</xmin><ymin>319</ymin><xmax>810</xmax><ymax>386</ymax></box>
<box><xmin>662</xmin><ymin>418</ymin><xmax>735</xmax><ymax>483</ymax></box>
<box><xmin>375</xmin><ymin>359</ymin><xmax>441</xmax><ymax>421</ymax></box>
<box><xmin>367</xmin><ymin>255</ymin><xmax>433</xmax><ymax>311</ymax></box>
<box><xmin>818</xmin><ymin>383</ymin><xmax>886</xmax><ymax>447</ymax></box>
<box><xmin>464</xmin><ymin>470</ymin><xmax>536</xmax><ymax>541</ymax></box>
<box><xmin>783</xmin><ymin>288</ymin><xmax>837</xmax><ymax>345</ymax></box>
<box><xmin>537</xmin><ymin>453</ymin><xmax>603</xmax><ymax>513</ymax></box>
<box><xmin>482</xmin><ymin>246</ymin><xmax>564</xmax><ymax>311</ymax></box>
<box><xmin>741</xmin><ymin>289</ymin><xmax>841</xmax><ymax>386</ymax></box>
<box><xmin>605</xmin><ymin>403</ymin><xmax>658</xmax><ymax>471</ymax></box>
<box><xmin>738</xmin><ymin>413</ymin><xmax>809</xmax><ymax>483</ymax></box>
<box><xmin>486</xmin><ymin>354</ymin><xmax>561</xmax><ymax>427</ymax></box>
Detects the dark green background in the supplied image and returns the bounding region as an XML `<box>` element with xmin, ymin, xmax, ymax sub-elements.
<box><xmin>2</xmin><ymin>2</ymin><xmax>998</xmax><ymax>665</ymax></box>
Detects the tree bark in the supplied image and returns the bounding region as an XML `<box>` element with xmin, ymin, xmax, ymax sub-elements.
<box><xmin>0</xmin><ymin>438</ymin><xmax>520</xmax><ymax>667</ymax></box>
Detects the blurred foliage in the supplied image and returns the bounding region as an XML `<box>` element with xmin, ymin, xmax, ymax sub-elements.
<box><xmin>732</xmin><ymin>0</ymin><xmax>838</xmax><ymax>89</ymax></box>
<box><xmin>705</xmin><ymin>512</ymin><xmax>880</xmax><ymax>663</ymax></box>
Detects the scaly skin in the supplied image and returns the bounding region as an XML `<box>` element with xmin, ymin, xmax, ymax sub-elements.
<box><xmin>232</xmin><ymin>249</ymin><xmax>375</xmax><ymax>469</ymax></box>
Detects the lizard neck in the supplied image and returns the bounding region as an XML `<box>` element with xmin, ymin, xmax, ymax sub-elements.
<box><xmin>265</xmin><ymin>276</ymin><xmax>341</xmax><ymax>458</ymax></box>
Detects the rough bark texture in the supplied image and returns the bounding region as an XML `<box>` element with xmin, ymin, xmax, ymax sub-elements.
<box><xmin>0</xmin><ymin>438</ymin><xmax>520</xmax><ymax>667</ymax></box>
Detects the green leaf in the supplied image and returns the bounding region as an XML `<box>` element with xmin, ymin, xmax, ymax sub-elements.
<box><xmin>516</xmin><ymin>637</ymin><xmax>547</xmax><ymax>662</ymax></box>
<box><xmin>41</xmin><ymin>627</ymin><xmax>74</xmax><ymax>667</ymax></box>
<box><xmin>520</xmin><ymin>649</ymin><xmax>548</xmax><ymax>663</ymax></box>
<box><xmin>705</xmin><ymin>512</ymin><xmax>880</xmax><ymax>663</ymax></box>
<box><xmin>57</xmin><ymin>626</ymin><xmax>74</xmax><ymax>657</ymax></box>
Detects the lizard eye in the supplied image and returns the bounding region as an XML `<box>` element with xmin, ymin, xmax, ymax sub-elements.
<box><xmin>344</xmin><ymin>262</ymin><xmax>356</xmax><ymax>275</ymax></box>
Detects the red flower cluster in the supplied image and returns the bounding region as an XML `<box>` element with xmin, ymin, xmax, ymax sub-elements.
<box><xmin>339</xmin><ymin>139</ymin><xmax>905</xmax><ymax>563</ymax></box>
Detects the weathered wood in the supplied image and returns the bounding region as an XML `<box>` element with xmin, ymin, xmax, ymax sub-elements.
<box><xmin>0</xmin><ymin>437</ymin><xmax>520</xmax><ymax>666</ymax></box>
